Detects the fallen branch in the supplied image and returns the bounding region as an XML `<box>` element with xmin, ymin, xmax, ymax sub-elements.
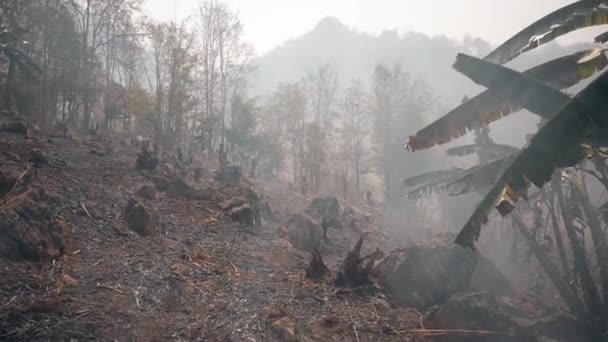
<box><xmin>408</xmin><ymin>328</ymin><xmax>508</xmax><ymax>336</ymax></box>
<box><xmin>80</xmin><ymin>202</ymin><xmax>92</xmax><ymax>218</ymax></box>
<box><xmin>96</xmin><ymin>284</ymin><xmax>125</xmax><ymax>294</ymax></box>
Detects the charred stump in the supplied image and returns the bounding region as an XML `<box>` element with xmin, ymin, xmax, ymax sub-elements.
<box><xmin>136</xmin><ymin>148</ymin><xmax>159</xmax><ymax>172</ymax></box>
<box><xmin>305</xmin><ymin>249</ymin><xmax>330</xmax><ymax>280</ymax></box>
<box><xmin>335</xmin><ymin>238</ymin><xmax>383</xmax><ymax>288</ymax></box>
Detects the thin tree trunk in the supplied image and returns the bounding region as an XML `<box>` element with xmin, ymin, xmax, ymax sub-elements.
<box><xmin>3</xmin><ymin>59</ymin><xmax>15</xmax><ymax>109</ymax></box>
<box><xmin>512</xmin><ymin>211</ymin><xmax>586</xmax><ymax>319</ymax></box>
<box><xmin>547</xmin><ymin>192</ymin><xmax>573</xmax><ymax>283</ymax></box>
<box><xmin>553</xmin><ymin>177</ymin><xmax>606</xmax><ymax>329</ymax></box>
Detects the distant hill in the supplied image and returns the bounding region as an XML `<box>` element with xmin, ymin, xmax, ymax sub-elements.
<box><xmin>251</xmin><ymin>17</ymin><xmax>492</xmax><ymax>105</ymax></box>
<box><xmin>251</xmin><ymin>17</ymin><xmax>593</xmax><ymax>149</ymax></box>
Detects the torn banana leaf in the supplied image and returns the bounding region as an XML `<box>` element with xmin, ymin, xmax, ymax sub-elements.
<box><xmin>484</xmin><ymin>0</ymin><xmax>608</xmax><ymax>65</ymax></box>
<box><xmin>406</xmin><ymin>48</ymin><xmax>606</xmax><ymax>151</ymax></box>
<box><xmin>447</xmin><ymin>143</ymin><xmax>519</xmax><ymax>159</ymax></box>
<box><xmin>403</xmin><ymin>169</ymin><xmax>462</xmax><ymax>187</ymax></box>
<box><xmin>453</xmin><ymin>54</ymin><xmax>608</xmax><ymax>249</ymax></box>
<box><xmin>596</xmin><ymin>30</ymin><xmax>608</xmax><ymax>43</ymax></box>
<box><xmin>447</xmin><ymin>154</ymin><xmax>517</xmax><ymax>196</ymax></box>
<box><xmin>405</xmin><ymin>177</ymin><xmax>453</xmax><ymax>200</ymax></box>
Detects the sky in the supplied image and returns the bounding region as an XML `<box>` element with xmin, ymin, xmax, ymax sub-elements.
<box><xmin>145</xmin><ymin>0</ymin><xmax>588</xmax><ymax>55</ymax></box>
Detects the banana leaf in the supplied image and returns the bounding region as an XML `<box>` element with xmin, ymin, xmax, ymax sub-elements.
<box><xmin>447</xmin><ymin>154</ymin><xmax>517</xmax><ymax>196</ymax></box>
<box><xmin>485</xmin><ymin>0</ymin><xmax>608</xmax><ymax>65</ymax></box>
<box><xmin>405</xmin><ymin>177</ymin><xmax>452</xmax><ymax>200</ymax></box>
<box><xmin>453</xmin><ymin>53</ymin><xmax>608</xmax><ymax>249</ymax></box>
<box><xmin>596</xmin><ymin>29</ymin><xmax>608</xmax><ymax>43</ymax></box>
<box><xmin>403</xmin><ymin>169</ymin><xmax>462</xmax><ymax>187</ymax></box>
<box><xmin>406</xmin><ymin>48</ymin><xmax>606</xmax><ymax>151</ymax></box>
<box><xmin>446</xmin><ymin>143</ymin><xmax>519</xmax><ymax>158</ymax></box>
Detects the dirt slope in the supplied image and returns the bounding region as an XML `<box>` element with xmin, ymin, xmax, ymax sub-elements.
<box><xmin>0</xmin><ymin>129</ymin><xmax>428</xmax><ymax>341</ymax></box>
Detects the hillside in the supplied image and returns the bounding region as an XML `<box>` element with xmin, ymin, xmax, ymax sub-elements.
<box><xmin>0</xmin><ymin>112</ymin><xmax>590</xmax><ymax>342</ymax></box>
<box><xmin>251</xmin><ymin>17</ymin><xmax>592</xmax><ymax>149</ymax></box>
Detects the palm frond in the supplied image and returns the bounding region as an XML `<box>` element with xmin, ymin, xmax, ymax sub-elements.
<box><xmin>406</xmin><ymin>48</ymin><xmax>606</xmax><ymax>151</ymax></box>
<box><xmin>484</xmin><ymin>0</ymin><xmax>608</xmax><ymax>65</ymax></box>
<box><xmin>453</xmin><ymin>53</ymin><xmax>608</xmax><ymax>249</ymax></box>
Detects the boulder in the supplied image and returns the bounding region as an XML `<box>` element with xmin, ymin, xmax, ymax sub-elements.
<box><xmin>373</xmin><ymin>243</ymin><xmax>478</xmax><ymax>307</ymax></box>
<box><xmin>123</xmin><ymin>198</ymin><xmax>157</xmax><ymax>236</ymax></box>
<box><xmin>425</xmin><ymin>292</ymin><xmax>536</xmax><ymax>342</ymax></box>
<box><xmin>0</xmin><ymin>187</ymin><xmax>73</xmax><ymax>260</ymax></box>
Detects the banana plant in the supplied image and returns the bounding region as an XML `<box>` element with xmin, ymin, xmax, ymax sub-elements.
<box><xmin>451</xmin><ymin>53</ymin><xmax>608</xmax><ymax>249</ymax></box>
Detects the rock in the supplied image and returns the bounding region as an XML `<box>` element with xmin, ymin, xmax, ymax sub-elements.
<box><xmin>123</xmin><ymin>198</ymin><xmax>157</xmax><ymax>236</ymax></box>
<box><xmin>214</xmin><ymin>166</ymin><xmax>241</xmax><ymax>185</ymax></box>
<box><xmin>136</xmin><ymin>149</ymin><xmax>159</xmax><ymax>172</ymax></box>
<box><xmin>306</xmin><ymin>197</ymin><xmax>339</xmax><ymax>218</ymax></box>
<box><xmin>270</xmin><ymin>317</ymin><xmax>299</xmax><ymax>342</ymax></box>
<box><xmin>373</xmin><ymin>242</ymin><xmax>479</xmax><ymax>307</ymax></box>
<box><xmin>0</xmin><ymin>187</ymin><xmax>73</xmax><ymax>260</ymax></box>
<box><xmin>426</xmin><ymin>292</ymin><xmax>536</xmax><ymax>342</ymax></box>
<box><xmin>136</xmin><ymin>184</ymin><xmax>157</xmax><ymax>200</ymax></box>
<box><xmin>29</xmin><ymin>148</ymin><xmax>48</xmax><ymax>166</ymax></box>
<box><xmin>283</xmin><ymin>213</ymin><xmax>323</xmax><ymax>252</ymax></box>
